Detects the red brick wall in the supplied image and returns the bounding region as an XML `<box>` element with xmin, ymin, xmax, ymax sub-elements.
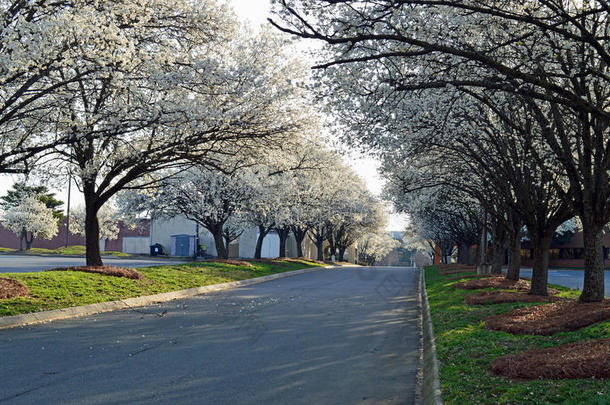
<box><xmin>0</xmin><ymin>219</ymin><xmax>149</xmax><ymax>252</ymax></box>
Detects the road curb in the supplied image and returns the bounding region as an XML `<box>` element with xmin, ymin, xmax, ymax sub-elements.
<box><xmin>0</xmin><ymin>265</ymin><xmax>332</xmax><ymax>331</ymax></box>
<box><xmin>418</xmin><ymin>267</ymin><xmax>443</xmax><ymax>405</ymax></box>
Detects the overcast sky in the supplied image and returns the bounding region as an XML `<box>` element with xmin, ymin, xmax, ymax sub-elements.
<box><xmin>0</xmin><ymin>0</ymin><xmax>409</xmax><ymax>231</ymax></box>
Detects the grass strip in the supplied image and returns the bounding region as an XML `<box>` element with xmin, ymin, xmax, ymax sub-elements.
<box><xmin>425</xmin><ymin>265</ymin><xmax>609</xmax><ymax>405</ymax></box>
<box><xmin>0</xmin><ymin>259</ymin><xmax>323</xmax><ymax>317</ymax></box>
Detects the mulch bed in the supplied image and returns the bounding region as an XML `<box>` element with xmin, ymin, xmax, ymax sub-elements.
<box><xmin>465</xmin><ymin>291</ymin><xmax>556</xmax><ymax>305</ymax></box>
<box><xmin>485</xmin><ymin>299</ymin><xmax>610</xmax><ymax>335</ymax></box>
<box><xmin>199</xmin><ymin>259</ymin><xmax>253</xmax><ymax>267</ymax></box>
<box><xmin>490</xmin><ymin>338</ymin><xmax>610</xmax><ymax>379</ymax></box>
<box><xmin>50</xmin><ymin>266</ymin><xmax>145</xmax><ymax>280</ymax></box>
<box><xmin>0</xmin><ymin>277</ymin><xmax>30</xmax><ymax>299</ymax></box>
<box><xmin>453</xmin><ymin>276</ymin><xmax>558</xmax><ymax>294</ymax></box>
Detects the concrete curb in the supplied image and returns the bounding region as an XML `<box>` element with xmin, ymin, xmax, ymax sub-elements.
<box><xmin>0</xmin><ymin>266</ymin><xmax>332</xmax><ymax>331</ymax></box>
<box><xmin>419</xmin><ymin>267</ymin><xmax>443</xmax><ymax>405</ymax></box>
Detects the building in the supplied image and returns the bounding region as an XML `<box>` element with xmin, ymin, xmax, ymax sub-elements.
<box><xmin>149</xmin><ymin>216</ymin><xmax>357</xmax><ymax>261</ymax></box>
<box><xmin>521</xmin><ymin>231</ymin><xmax>610</xmax><ymax>268</ymax></box>
<box><xmin>0</xmin><ymin>219</ymin><xmax>150</xmax><ymax>254</ymax></box>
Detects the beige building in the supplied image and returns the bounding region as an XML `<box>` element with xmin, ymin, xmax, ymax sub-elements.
<box><xmin>150</xmin><ymin>216</ymin><xmax>357</xmax><ymax>262</ymax></box>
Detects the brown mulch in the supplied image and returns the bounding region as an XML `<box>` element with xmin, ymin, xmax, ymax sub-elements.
<box><xmin>490</xmin><ymin>338</ymin><xmax>610</xmax><ymax>379</ymax></box>
<box><xmin>0</xmin><ymin>277</ymin><xmax>30</xmax><ymax>299</ymax></box>
<box><xmin>485</xmin><ymin>299</ymin><xmax>610</xmax><ymax>335</ymax></box>
<box><xmin>465</xmin><ymin>291</ymin><xmax>556</xmax><ymax>305</ymax></box>
<box><xmin>453</xmin><ymin>276</ymin><xmax>558</xmax><ymax>294</ymax></box>
<box><xmin>199</xmin><ymin>259</ymin><xmax>253</xmax><ymax>267</ymax></box>
<box><xmin>50</xmin><ymin>266</ymin><xmax>145</xmax><ymax>280</ymax></box>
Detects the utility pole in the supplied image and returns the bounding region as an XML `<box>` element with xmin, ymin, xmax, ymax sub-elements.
<box><xmin>193</xmin><ymin>222</ymin><xmax>199</xmax><ymax>261</ymax></box>
<box><xmin>65</xmin><ymin>169</ymin><xmax>71</xmax><ymax>247</ymax></box>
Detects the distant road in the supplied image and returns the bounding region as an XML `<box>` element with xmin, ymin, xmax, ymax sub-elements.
<box><xmin>0</xmin><ymin>255</ymin><xmax>186</xmax><ymax>273</ymax></box>
<box><xmin>519</xmin><ymin>268</ymin><xmax>610</xmax><ymax>297</ymax></box>
<box><xmin>0</xmin><ymin>267</ymin><xmax>420</xmax><ymax>404</ymax></box>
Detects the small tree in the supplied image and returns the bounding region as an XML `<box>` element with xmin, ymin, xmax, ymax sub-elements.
<box><xmin>2</xmin><ymin>195</ymin><xmax>59</xmax><ymax>250</ymax></box>
<box><xmin>0</xmin><ymin>183</ymin><xmax>64</xmax><ymax>250</ymax></box>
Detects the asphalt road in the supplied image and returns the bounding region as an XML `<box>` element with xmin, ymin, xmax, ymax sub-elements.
<box><xmin>0</xmin><ymin>266</ymin><xmax>420</xmax><ymax>405</ymax></box>
<box><xmin>0</xmin><ymin>255</ymin><xmax>186</xmax><ymax>273</ymax></box>
<box><xmin>518</xmin><ymin>268</ymin><xmax>610</xmax><ymax>297</ymax></box>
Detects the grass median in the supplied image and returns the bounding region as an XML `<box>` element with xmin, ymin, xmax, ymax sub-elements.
<box><xmin>0</xmin><ymin>259</ymin><xmax>324</xmax><ymax>317</ymax></box>
<box><xmin>425</xmin><ymin>265</ymin><xmax>609</xmax><ymax>405</ymax></box>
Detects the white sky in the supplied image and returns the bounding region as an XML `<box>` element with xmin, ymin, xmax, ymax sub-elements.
<box><xmin>0</xmin><ymin>0</ymin><xmax>409</xmax><ymax>231</ymax></box>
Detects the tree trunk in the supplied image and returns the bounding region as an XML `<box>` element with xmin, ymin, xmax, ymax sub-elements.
<box><xmin>491</xmin><ymin>241</ymin><xmax>505</xmax><ymax>275</ymax></box>
<box><xmin>457</xmin><ymin>241</ymin><xmax>470</xmax><ymax>264</ymax></box>
<box><xmin>529</xmin><ymin>233</ymin><xmax>553</xmax><ymax>296</ymax></box>
<box><xmin>338</xmin><ymin>246</ymin><xmax>347</xmax><ymax>262</ymax></box>
<box><xmin>506</xmin><ymin>231</ymin><xmax>521</xmax><ymax>281</ymax></box>
<box><xmin>474</xmin><ymin>242</ymin><xmax>480</xmax><ymax>267</ymax></box>
<box><xmin>328</xmin><ymin>234</ymin><xmax>336</xmax><ymax>261</ymax></box>
<box><xmin>25</xmin><ymin>232</ymin><xmax>34</xmax><ymax>250</ymax></box>
<box><xmin>315</xmin><ymin>240</ymin><xmax>324</xmax><ymax>261</ymax></box>
<box><xmin>212</xmin><ymin>227</ymin><xmax>228</xmax><ymax>259</ymax></box>
<box><xmin>491</xmin><ymin>228</ymin><xmax>507</xmax><ymax>275</ymax></box>
<box><xmin>19</xmin><ymin>228</ymin><xmax>25</xmax><ymax>251</ymax></box>
<box><xmin>291</xmin><ymin>227</ymin><xmax>307</xmax><ymax>258</ymax></box>
<box><xmin>254</xmin><ymin>225</ymin><xmax>269</xmax><ymax>259</ymax></box>
<box><xmin>276</xmin><ymin>227</ymin><xmax>290</xmax><ymax>258</ymax></box>
<box><xmin>580</xmin><ymin>224</ymin><xmax>605</xmax><ymax>302</ymax></box>
<box><xmin>84</xmin><ymin>197</ymin><xmax>103</xmax><ymax>266</ymax></box>
<box><xmin>223</xmin><ymin>235</ymin><xmax>231</xmax><ymax>256</ymax></box>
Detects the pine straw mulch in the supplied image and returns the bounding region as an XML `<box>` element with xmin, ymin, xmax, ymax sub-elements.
<box><xmin>485</xmin><ymin>299</ymin><xmax>610</xmax><ymax>335</ymax></box>
<box><xmin>490</xmin><ymin>338</ymin><xmax>610</xmax><ymax>380</ymax></box>
<box><xmin>452</xmin><ymin>276</ymin><xmax>559</xmax><ymax>294</ymax></box>
<box><xmin>199</xmin><ymin>259</ymin><xmax>253</xmax><ymax>267</ymax></box>
<box><xmin>0</xmin><ymin>277</ymin><xmax>30</xmax><ymax>299</ymax></box>
<box><xmin>465</xmin><ymin>290</ymin><xmax>557</xmax><ymax>305</ymax></box>
<box><xmin>50</xmin><ymin>266</ymin><xmax>145</xmax><ymax>280</ymax></box>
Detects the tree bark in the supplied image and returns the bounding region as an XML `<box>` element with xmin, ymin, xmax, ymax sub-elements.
<box><xmin>529</xmin><ymin>233</ymin><xmax>553</xmax><ymax>296</ymax></box>
<box><xmin>315</xmin><ymin>240</ymin><xmax>324</xmax><ymax>261</ymax></box>
<box><xmin>254</xmin><ymin>225</ymin><xmax>269</xmax><ymax>259</ymax></box>
<box><xmin>491</xmin><ymin>227</ymin><xmax>507</xmax><ymax>275</ymax></box>
<box><xmin>506</xmin><ymin>231</ymin><xmax>521</xmax><ymax>281</ymax></box>
<box><xmin>291</xmin><ymin>226</ymin><xmax>307</xmax><ymax>258</ymax></box>
<box><xmin>276</xmin><ymin>227</ymin><xmax>290</xmax><ymax>258</ymax></box>
<box><xmin>338</xmin><ymin>246</ymin><xmax>347</xmax><ymax>262</ymax></box>
<box><xmin>25</xmin><ymin>231</ymin><xmax>34</xmax><ymax>250</ymax></box>
<box><xmin>327</xmin><ymin>234</ymin><xmax>336</xmax><ymax>261</ymax></box>
<box><xmin>19</xmin><ymin>228</ymin><xmax>25</xmax><ymax>251</ymax></box>
<box><xmin>84</xmin><ymin>197</ymin><xmax>103</xmax><ymax>266</ymax></box>
<box><xmin>211</xmin><ymin>227</ymin><xmax>228</xmax><ymax>259</ymax></box>
<box><xmin>580</xmin><ymin>224</ymin><xmax>605</xmax><ymax>302</ymax></box>
<box><xmin>457</xmin><ymin>241</ymin><xmax>472</xmax><ymax>264</ymax></box>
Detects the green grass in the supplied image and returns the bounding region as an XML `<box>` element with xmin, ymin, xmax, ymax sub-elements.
<box><xmin>5</xmin><ymin>245</ymin><xmax>132</xmax><ymax>257</ymax></box>
<box><xmin>0</xmin><ymin>259</ymin><xmax>324</xmax><ymax>317</ymax></box>
<box><xmin>425</xmin><ymin>266</ymin><xmax>610</xmax><ymax>405</ymax></box>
